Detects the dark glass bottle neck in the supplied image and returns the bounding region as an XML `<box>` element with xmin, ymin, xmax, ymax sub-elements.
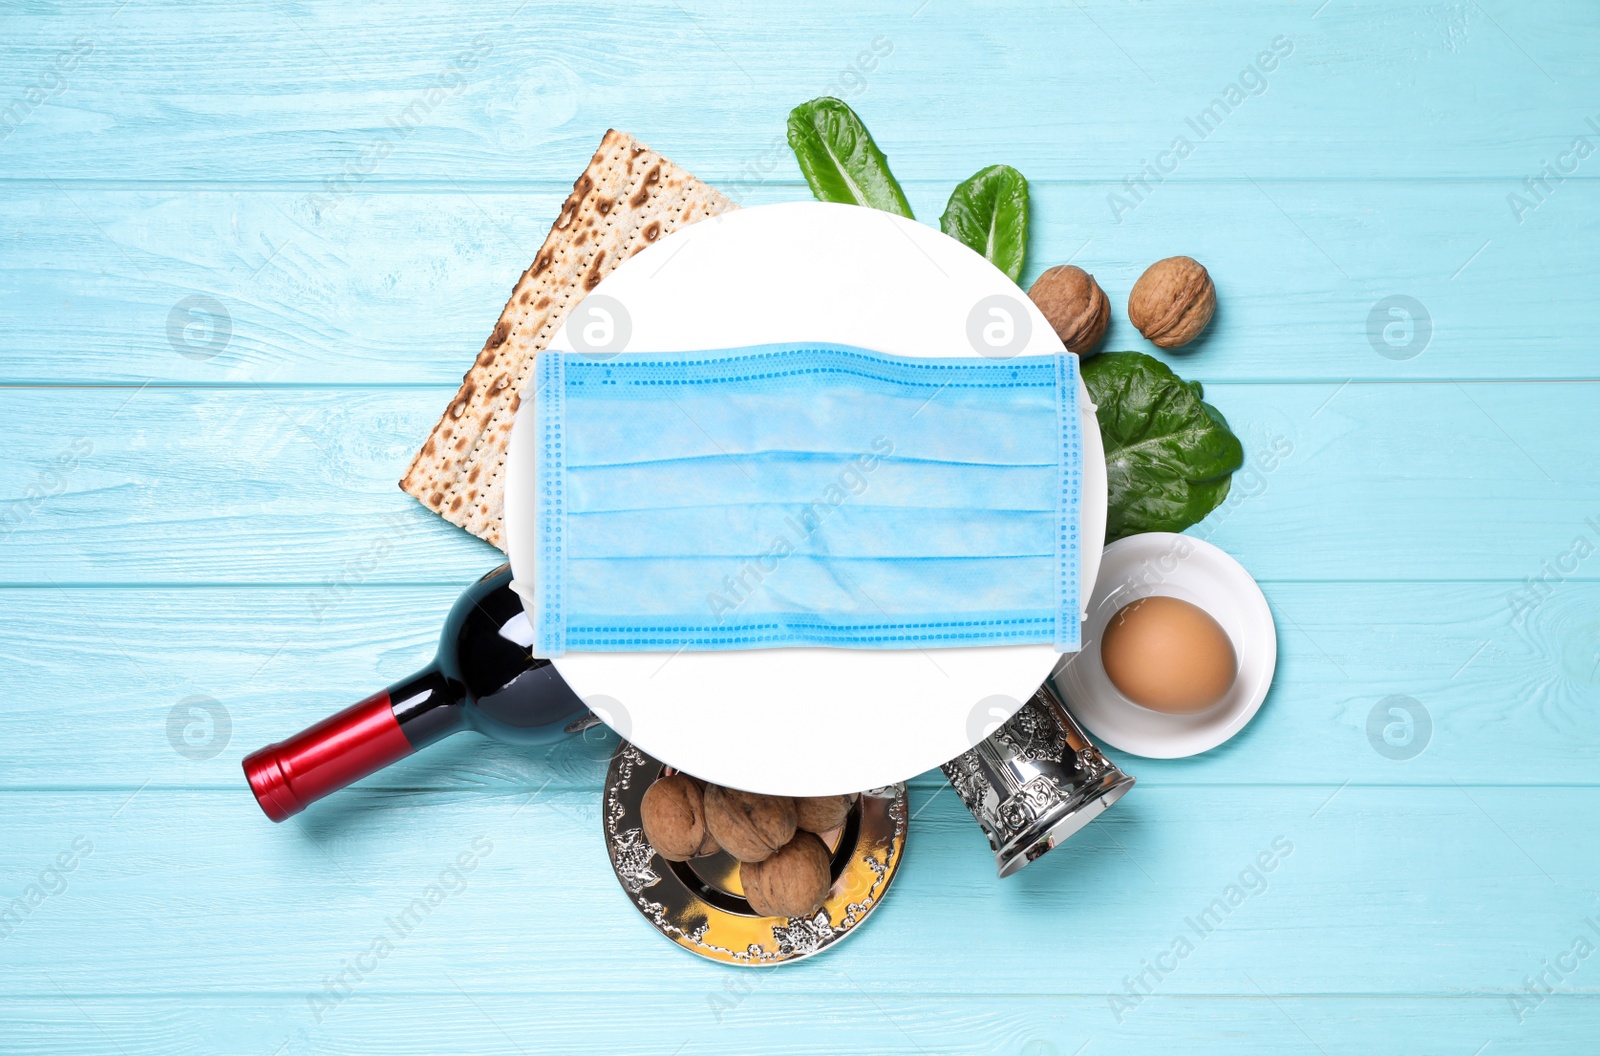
<box><xmin>388</xmin><ymin>663</ymin><xmax>467</xmax><ymax>750</ymax></box>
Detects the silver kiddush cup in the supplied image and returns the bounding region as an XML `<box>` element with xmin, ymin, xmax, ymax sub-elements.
<box><xmin>942</xmin><ymin>679</ymin><xmax>1135</xmax><ymax>878</ymax></box>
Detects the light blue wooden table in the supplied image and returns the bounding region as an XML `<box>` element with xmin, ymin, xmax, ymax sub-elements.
<box><xmin>3</xmin><ymin>1</ymin><xmax>1597</xmax><ymax>1052</ymax></box>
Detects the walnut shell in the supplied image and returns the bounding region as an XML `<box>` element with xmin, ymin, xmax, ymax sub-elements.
<box><xmin>1027</xmin><ymin>265</ymin><xmax>1109</xmax><ymax>356</ymax></box>
<box><xmin>703</xmin><ymin>785</ymin><xmax>797</xmax><ymax>863</ymax></box>
<box><xmin>740</xmin><ymin>832</ymin><xmax>833</xmax><ymax>918</ymax></box>
<box><xmin>793</xmin><ymin>793</ymin><xmax>856</xmax><ymax>835</ymax></box>
<box><xmin>639</xmin><ymin>774</ymin><xmax>720</xmax><ymax>861</ymax></box>
<box><xmin>1127</xmin><ymin>256</ymin><xmax>1215</xmax><ymax>348</ymax></box>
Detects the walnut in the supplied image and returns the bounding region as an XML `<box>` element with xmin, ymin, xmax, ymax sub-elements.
<box><xmin>1127</xmin><ymin>256</ymin><xmax>1215</xmax><ymax>348</ymax></box>
<box><xmin>1027</xmin><ymin>265</ymin><xmax>1109</xmax><ymax>356</ymax></box>
<box><xmin>740</xmin><ymin>832</ymin><xmax>833</xmax><ymax>918</ymax></box>
<box><xmin>702</xmin><ymin>785</ymin><xmax>797</xmax><ymax>863</ymax></box>
<box><xmin>639</xmin><ymin>774</ymin><xmax>719</xmax><ymax>861</ymax></box>
<box><xmin>793</xmin><ymin>793</ymin><xmax>856</xmax><ymax>835</ymax></box>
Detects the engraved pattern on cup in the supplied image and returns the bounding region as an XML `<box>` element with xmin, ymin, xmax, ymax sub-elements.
<box><xmin>941</xmin><ymin>680</ymin><xmax>1135</xmax><ymax>877</ymax></box>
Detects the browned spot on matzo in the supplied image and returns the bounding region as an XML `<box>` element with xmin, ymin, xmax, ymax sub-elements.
<box><xmin>584</xmin><ymin>252</ymin><xmax>607</xmax><ymax>291</ymax></box>
<box><xmin>628</xmin><ymin>165</ymin><xmax>661</xmax><ymax>208</ymax></box>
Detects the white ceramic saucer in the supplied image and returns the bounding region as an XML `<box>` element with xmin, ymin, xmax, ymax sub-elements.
<box><xmin>1050</xmin><ymin>533</ymin><xmax>1276</xmax><ymax>759</ymax></box>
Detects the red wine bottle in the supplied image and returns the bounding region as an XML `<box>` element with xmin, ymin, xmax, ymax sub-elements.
<box><xmin>242</xmin><ymin>564</ymin><xmax>590</xmax><ymax>822</ymax></box>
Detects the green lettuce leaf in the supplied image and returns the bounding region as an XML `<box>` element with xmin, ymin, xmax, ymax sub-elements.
<box><xmin>939</xmin><ymin>164</ymin><xmax>1029</xmax><ymax>283</ymax></box>
<box><xmin>786</xmin><ymin>97</ymin><xmax>914</xmax><ymax>218</ymax></box>
<box><xmin>1082</xmin><ymin>352</ymin><xmax>1245</xmax><ymax>541</ymax></box>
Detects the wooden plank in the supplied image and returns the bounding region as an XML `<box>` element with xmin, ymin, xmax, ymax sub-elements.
<box><xmin>0</xmin><ymin>386</ymin><xmax>496</xmax><ymax>583</ymax></box>
<box><xmin>0</xmin><ymin>786</ymin><xmax>1594</xmax><ymax>996</ymax></box>
<box><xmin>0</xmin><ymin>383</ymin><xmax>1594</xmax><ymax>584</ymax></box>
<box><xmin>0</xmin><ymin>581</ymin><xmax>1592</xmax><ymax>790</ymax></box>
<box><xmin>1</xmin><ymin>1</ymin><xmax>1594</xmax><ymax>183</ymax></box>
<box><xmin>0</xmin><ymin>178</ymin><xmax>1594</xmax><ymax>385</ymax></box>
<box><xmin>0</xmin><ymin>994</ymin><xmax>1594</xmax><ymax>1056</ymax></box>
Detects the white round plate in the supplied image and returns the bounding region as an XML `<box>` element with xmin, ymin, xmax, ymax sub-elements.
<box><xmin>505</xmin><ymin>200</ymin><xmax>1106</xmax><ymax>795</ymax></box>
<box><xmin>1051</xmin><ymin>533</ymin><xmax>1276</xmax><ymax>759</ymax></box>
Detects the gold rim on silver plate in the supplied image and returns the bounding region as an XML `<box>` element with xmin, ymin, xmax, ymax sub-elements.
<box><xmin>603</xmin><ymin>740</ymin><xmax>908</xmax><ymax>966</ymax></box>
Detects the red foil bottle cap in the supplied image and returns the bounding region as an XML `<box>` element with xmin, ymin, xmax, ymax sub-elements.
<box><xmin>242</xmin><ymin>692</ymin><xmax>415</xmax><ymax>822</ymax></box>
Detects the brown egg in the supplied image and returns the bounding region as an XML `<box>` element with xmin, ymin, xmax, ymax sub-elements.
<box><xmin>1100</xmin><ymin>596</ymin><xmax>1237</xmax><ymax>714</ymax></box>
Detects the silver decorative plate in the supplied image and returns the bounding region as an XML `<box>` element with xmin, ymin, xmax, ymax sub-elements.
<box><xmin>603</xmin><ymin>741</ymin><xmax>908</xmax><ymax>966</ymax></box>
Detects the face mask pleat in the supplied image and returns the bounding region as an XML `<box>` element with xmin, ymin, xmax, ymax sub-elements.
<box><xmin>566</xmin><ymin>387</ymin><xmax>1057</xmax><ymax>468</ymax></box>
<box><xmin>566</xmin><ymin>505</ymin><xmax>1053</xmax><ymax>560</ymax></box>
<box><xmin>566</xmin><ymin>457</ymin><xmax>1057</xmax><ymax>512</ymax></box>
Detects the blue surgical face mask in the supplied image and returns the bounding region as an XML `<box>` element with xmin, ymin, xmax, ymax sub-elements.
<box><xmin>531</xmin><ymin>343</ymin><xmax>1082</xmax><ymax>656</ymax></box>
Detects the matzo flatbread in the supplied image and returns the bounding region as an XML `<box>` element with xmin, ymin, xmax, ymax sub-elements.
<box><xmin>401</xmin><ymin>129</ymin><xmax>734</xmax><ymax>548</ymax></box>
